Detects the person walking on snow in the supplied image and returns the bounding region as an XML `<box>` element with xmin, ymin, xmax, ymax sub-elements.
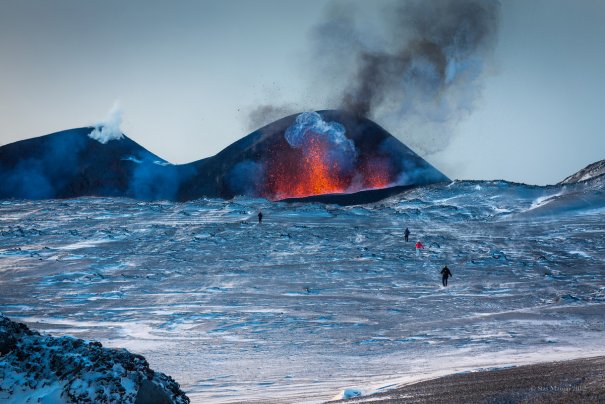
<box><xmin>440</xmin><ymin>265</ymin><xmax>452</xmax><ymax>287</ymax></box>
<box><xmin>415</xmin><ymin>241</ymin><xmax>424</xmax><ymax>257</ymax></box>
<box><xmin>258</xmin><ymin>211</ymin><xmax>263</xmax><ymax>224</ymax></box>
<box><xmin>404</xmin><ymin>227</ymin><xmax>410</xmax><ymax>242</ymax></box>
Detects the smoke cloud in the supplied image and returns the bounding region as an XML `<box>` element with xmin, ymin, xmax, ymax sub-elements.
<box><xmin>285</xmin><ymin>112</ymin><xmax>344</xmax><ymax>147</ymax></box>
<box><xmin>242</xmin><ymin>0</ymin><xmax>499</xmax><ymax>156</ymax></box>
<box><xmin>313</xmin><ymin>0</ymin><xmax>501</xmax><ymax>155</ymax></box>
<box><xmin>89</xmin><ymin>100</ymin><xmax>124</xmax><ymax>144</ymax></box>
<box><xmin>285</xmin><ymin>111</ymin><xmax>357</xmax><ymax>170</ymax></box>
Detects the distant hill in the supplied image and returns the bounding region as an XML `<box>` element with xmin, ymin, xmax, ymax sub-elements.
<box><xmin>559</xmin><ymin>159</ymin><xmax>605</xmax><ymax>185</ymax></box>
<box><xmin>0</xmin><ymin>127</ymin><xmax>180</xmax><ymax>200</ymax></box>
<box><xmin>0</xmin><ymin>110</ymin><xmax>450</xmax><ymax>201</ymax></box>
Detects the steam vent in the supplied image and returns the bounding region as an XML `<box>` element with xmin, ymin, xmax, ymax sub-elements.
<box><xmin>0</xmin><ymin>110</ymin><xmax>449</xmax><ymax>202</ymax></box>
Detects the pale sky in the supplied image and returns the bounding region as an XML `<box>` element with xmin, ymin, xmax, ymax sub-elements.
<box><xmin>1</xmin><ymin>0</ymin><xmax>604</xmax><ymax>185</ymax></box>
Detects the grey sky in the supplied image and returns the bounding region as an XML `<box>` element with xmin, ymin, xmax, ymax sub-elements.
<box><xmin>1</xmin><ymin>0</ymin><xmax>604</xmax><ymax>185</ymax></box>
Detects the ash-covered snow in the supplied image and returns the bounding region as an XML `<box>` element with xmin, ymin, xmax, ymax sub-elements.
<box><xmin>0</xmin><ymin>314</ymin><xmax>189</xmax><ymax>403</ymax></box>
<box><xmin>0</xmin><ymin>177</ymin><xmax>604</xmax><ymax>403</ymax></box>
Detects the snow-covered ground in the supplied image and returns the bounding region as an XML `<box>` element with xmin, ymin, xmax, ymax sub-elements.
<box><xmin>0</xmin><ymin>179</ymin><xmax>604</xmax><ymax>403</ymax></box>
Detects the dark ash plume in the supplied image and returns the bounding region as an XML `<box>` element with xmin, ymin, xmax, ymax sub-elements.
<box><xmin>342</xmin><ymin>0</ymin><xmax>499</xmax><ymax>115</ymax></box>
<box><xmin>315</xmin><ymin>0</ymin><xmax>501</xmax><ymax>154</ymax></box>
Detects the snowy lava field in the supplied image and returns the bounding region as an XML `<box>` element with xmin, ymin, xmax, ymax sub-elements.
<box><xmin>1</xmin><ymin>179</ymin><xmax>604</xmax><ymax>403</ymax></box>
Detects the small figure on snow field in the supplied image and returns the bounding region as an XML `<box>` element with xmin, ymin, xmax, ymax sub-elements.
<box><xmin>415</xmin><ymin>241</ymin><xmax>424</xmax><ymax>257</ymax></box>
<box><xmin>258</xmin><ymin>211</ymin><xmax>263</xmax><ymax>224</ymax></box>
<box><xmin>441</xmin><ymin>265</ymin><xmax>452</xmax><ymax>287</ymax></box>
<box><xmin>404</xmin><ymin>227</ymin><xmax>410</xmax><ymax>242</ymax></box>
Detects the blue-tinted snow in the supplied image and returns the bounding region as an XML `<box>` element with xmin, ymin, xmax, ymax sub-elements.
<box><xmin>0</xmin><ymin>179</ymin><xmax>604</xmax><ymax>403</ymax></box>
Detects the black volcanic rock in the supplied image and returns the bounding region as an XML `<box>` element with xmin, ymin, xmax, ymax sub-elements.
<box><xmin>281</xmin><ymin>184</ymin><xmax>418</xmax><ymax>206</ymax></box>
<box><xmin>0</xmin><ymin>314</ymin><xmax>189</xmax><ymax>403</ymax></box>
<box><xmin>0</xmin><ymin>111</ymin><xmax>449</xmax><ymax>202</ymax></box>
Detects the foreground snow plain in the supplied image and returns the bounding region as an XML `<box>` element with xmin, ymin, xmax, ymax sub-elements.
<box><xmin>1</xmin><ymin>179</ymin><xmax>604</xmax><ymax>403</ymax></box>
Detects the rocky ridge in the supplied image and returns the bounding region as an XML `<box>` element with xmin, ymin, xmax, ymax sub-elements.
<box><xmin>0</xmin><ymin>314</ymin><xmax>189</xmax><ymax>403</ymax></box>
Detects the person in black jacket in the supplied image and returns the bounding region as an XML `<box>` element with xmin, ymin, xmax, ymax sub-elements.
<box><xmin>440</xmin><ymin>265</ymin><xmax>452</xmax><ymax>287</ymax></box>
<box><xmin>258</xmin><ymin>211</ymin><xmax>263</xmax><ymax>224</ymax></box>
<box><xmin>404</xmin><ymin>227</ymin><xmax>410</xmax><ymax>242</ymax></box>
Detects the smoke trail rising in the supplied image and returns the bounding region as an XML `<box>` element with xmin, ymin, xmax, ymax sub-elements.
<box><xmin>313</xmin><ymin>0</ymin><xmax>501</xmax><ymax>154</ymax></box>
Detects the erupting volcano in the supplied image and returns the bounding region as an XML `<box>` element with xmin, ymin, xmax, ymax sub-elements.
<box><xmin>0</xmin><ymin>110</ymin><xmax>450</xmax><ymax>203</ymax></box>
<box><xmin>182</xmin><ymin>110</ymin><xmax>449</xmax><ymax>201</ymax></box>
<box><xmin>263</xmin><ymin>113</ymin><xmax>399</xmax><ymax>199</ymax></box>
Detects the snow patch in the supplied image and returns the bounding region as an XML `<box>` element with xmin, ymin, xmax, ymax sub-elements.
<box><xmin>528</xmin><ymin>192</ymin><xmax>563</xmax><ymax>210</ymax></box>
<box><xmin>122</xmin><ymin>156</ymin><xmax>142</xmax><ymax>164</ymax></box>
<box><xmin>334</xmin><ymin>387</ymin><xmax>364</xmax><ymax>400</ymax></box>
<box><xmin>569</xmin><ymin>250</ymin><xmax>591</xmax><ymax>258</ymax></box>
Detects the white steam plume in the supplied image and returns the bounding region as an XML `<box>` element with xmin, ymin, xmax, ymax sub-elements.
<box><xmin>89</xmin><ymin>100</ymin><xmax>124</xmax><ymax>144</ymax></box>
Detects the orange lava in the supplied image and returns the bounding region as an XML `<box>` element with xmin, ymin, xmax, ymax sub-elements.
<box><xmin>361</xmin><ymin>158</ymin><xmax>392</xmax><ymax>189</ymax></box>
<box><xmin>264</xmin><ymin>134</ymin><xmax>395</xmax><ymax>200</ymax></box>
<box><xmin>269</xmin><ymin>136</ymin><xmax>349</xmax><ymax>199</ymax></box>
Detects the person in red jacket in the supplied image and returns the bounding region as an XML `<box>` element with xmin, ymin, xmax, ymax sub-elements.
<box><xmin>415</xmin><ymin>241</ymin><xmax>424</xmax><ymax>256</ymax></box>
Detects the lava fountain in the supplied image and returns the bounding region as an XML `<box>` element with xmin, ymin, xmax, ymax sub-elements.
<box><xmin>267</xmin><ymin>134</ymin><xmax>351</xmax><ymax>199</ymax></box>
<box><xmin>359</xmin><ymin>157</ymin><xmax>393</xmax><ymax>190</ymax></box>
<box><xmin>263</xmin><ymin>112</ymin><xmax>394</xmax><ymax>200</ymax></box>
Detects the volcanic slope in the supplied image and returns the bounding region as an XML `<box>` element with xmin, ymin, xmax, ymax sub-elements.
<box><xmin>0</xmin><ymin>127</ymin><xmax>181</xmax><ymax>200</ymax></box>
<box><xmin>0</xmin><ymin>111</ymin><xmax>449</xmax><ymax>202</ymax></box>
<box><xmin>559</xmin><ymin>159</ymin><xmax>605</xmax><ymax>184</ymax></box>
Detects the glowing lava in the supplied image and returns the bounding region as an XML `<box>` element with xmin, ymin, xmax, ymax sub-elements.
<box><xmin>263</xmin><ymin>137</ymin><xmax>396</xmax><ymax>200</ymax></box>
<box><xmin>267</xmin><ymin>135</ymin><xmax>350</xmax><ymax>199</ymax></box>
<box><xmin>360</xmin><ymin>157</ymin><xmax>392</xmax><ymax>190</ymax></box>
